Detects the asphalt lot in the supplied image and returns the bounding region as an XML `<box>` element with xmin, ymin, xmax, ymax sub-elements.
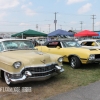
<box><xmin>46</xmin><ymin>80</ymin><xmax>100</xmax><ymax>100</ymax></box>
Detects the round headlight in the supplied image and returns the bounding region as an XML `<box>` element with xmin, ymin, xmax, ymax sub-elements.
<box><xmin>89</xmin><ymin>55</ymin><xmax>95</xmax><ymax>60</ymax></box>
<box><xmin>13</xmin><ymin>61</ymin><xmax>22</xmax><ymax>69</ymax></box>
<box><xmin>58</xmin><ymin>57</ymin><xmax>63</xmax><ymax>63</ymax></box>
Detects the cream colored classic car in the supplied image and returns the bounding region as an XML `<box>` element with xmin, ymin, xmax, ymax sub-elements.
<box><xmin>78</xmin><ymin>39</ymin><xmax>100</xmax><ymax>49</ymax></box>
<box><xmin>36</xmin><ymin>39</ymin><xmax>100</xmax><ymax>69</ymax></box>
<box><xmin>0</xmin><ymin>39</ymin><xmax>64</xmax><ymax>86</ymax></box>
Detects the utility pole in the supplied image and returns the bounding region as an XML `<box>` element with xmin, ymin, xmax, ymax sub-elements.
<box><xmin>54</xmin><ymin>12</ymin><xmax>58</xmax><ymax>30</ymax></box>
<box><xmin>80</xmin><ymin>21</ymin><xmax>83</xmax><ymax>31</ymax></box>
<box><xmin>71</xmin><ymin>27</ymin><xmax>73</xmax><ymax>30</ymax></box>
<box><xmin>36</xmin><ymin>24</ymin><xmax>38</xmax><ymax>31</ymax></box>
<box><xmin>48</xmin><ymin>24</ymin><xmax>50</xmax><ymax>33</ymax></box>
<box><xmin>91</xmin><ymin>15</ymin><xmax>96</xmax><ymax>31</ymax></box>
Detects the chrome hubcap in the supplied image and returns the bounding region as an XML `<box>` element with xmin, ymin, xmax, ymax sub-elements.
<box><xmin>4</xmin><ymin>72</ymin><xmax>11</xmax><ymax>85</ymax></box>
<box><xmin>71</xmin><ymin>58</ymin><xmax>76</xmax><ymax>68</ymax></box>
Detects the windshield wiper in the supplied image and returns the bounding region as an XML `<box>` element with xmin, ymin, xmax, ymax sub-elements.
<box><xmin>7</xmin><ymin>49</ymin><xmax>18</xmax><ymax>51</ymax></box>
<box><xmin>18</xmin><ymin>48</ymin><xmax>34</xmax><ymax>50</ymax></box>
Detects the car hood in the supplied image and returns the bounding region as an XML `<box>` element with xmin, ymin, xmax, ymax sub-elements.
<box><xmin>72</xmin><ymin>47</ymin><xmax>100</xmax><ymax>54</ymax></box>
<box><xmin>61</xmin><ymin>47</ymin><xmax>100</xmax><ymax>55</ymax></box>
<box><xmin>1</xmin><ymin>50</ymin><xmax>53</xmax><ymax>66</ymax></box>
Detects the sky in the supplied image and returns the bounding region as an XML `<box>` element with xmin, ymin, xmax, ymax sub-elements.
<box><xmin>0</xmin><ymin>0</ymin><xmax>100</xmax><ymax>34</ymax></box>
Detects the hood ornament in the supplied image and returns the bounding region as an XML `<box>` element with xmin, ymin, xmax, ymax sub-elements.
<box><xmin>36</xmin><ymin>51</ymin><xmax>43</xmax><ymax>55</ymax></box>
<box><xmin>41</xmin><ymin>59</ymin><xmax>46</xmax><ymax>64</ymax></box>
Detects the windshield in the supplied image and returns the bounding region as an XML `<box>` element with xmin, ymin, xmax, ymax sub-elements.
<box><xmin>96</xmin><ymin>40</ymin><xmax>100</xmax><ymax>46</ymax></box>
<box><xmin>3</xmin><ymin>40</ymin><xmax>34</xmax><ymax>51</ymax></box>
<box><xmin>62</xmin><ymin>41</ymin><xmax>81</xmax><ymax>47</ymax></box>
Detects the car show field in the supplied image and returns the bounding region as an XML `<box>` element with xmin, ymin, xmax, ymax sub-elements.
<box><xmin>0</xmin><ymin>0</ymin><xmax>100</xmax><ymax>99</ymax></box>
<box><xmin>1</xmin><ymin>38</ymin><xmax>100</xmax><ymax>100</ymax></box>
<box><xmin>0</xmin><ymin>63</ymin><xmax>100</xmax><ymax>100</ymax></box>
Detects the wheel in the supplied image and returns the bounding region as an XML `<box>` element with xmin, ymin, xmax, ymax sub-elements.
<box><xmin>4</xmin><ymin>72</ymin><xmax>13</xmax><ymax>86</ymax></box>
<box><xmin>70</xmin><ymin>56</ymin><xmax>81</xmax><ymax>68</ymax></box>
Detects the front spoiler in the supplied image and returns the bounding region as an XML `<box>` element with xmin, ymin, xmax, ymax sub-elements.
<box><xmin>88</xmin><ymin>59</ymin><xmax>100</xmax><ymax>63</ymax></box>
<box><xmin>10</xmin><ymin>68</ymin><xmax>64</xmax><ymax>84</ymax></box>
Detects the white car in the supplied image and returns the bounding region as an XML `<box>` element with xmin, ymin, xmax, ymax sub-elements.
<box><xmin>78</xmin><ymin>39</ymin><xmax>100</xmax><ymax>49</ymax></box>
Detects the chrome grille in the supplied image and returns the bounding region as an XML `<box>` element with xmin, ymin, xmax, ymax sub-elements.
<box><xmin>22</xmin><ymin>64</ymin><xmax>57</xmax><ymax>77</ymax></box>
<box><xmin>25</xmin><ymin>64</ymin><xmax>56</xmax><ymax>72</ymax></box>
<box><xmin>95</xmin><ymin>54</ymin><xmax>100</xmax><ymax>59</ymax></box>
<box><xmin>31</xmin><ymin>70</ymin><xmax>55</xmax><ymax>77</ymax></box>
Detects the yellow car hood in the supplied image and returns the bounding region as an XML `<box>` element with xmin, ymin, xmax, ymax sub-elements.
<box><xmin>79</xmin><ymin>47</ymin><xmax>100</xmax><ymax>54</ymax></box>
<box><xmin>63</xmin><ymin>47</ymin><xmax>100</xmax><ymax>54</ymax></box>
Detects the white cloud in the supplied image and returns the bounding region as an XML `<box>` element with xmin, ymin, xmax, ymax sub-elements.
<box><xmin>56</xmin><ymin>0</ymin><xmax>62</xmax><ymax>2</ymax></box>
<box><xmin>67</xmin><ymin>0</ymin><xmax>85</xmax><ymax>5</ymax></box>
<box><xmin>25</xmin><ymin>8</ymin><xmax>37</xmax><ymax>16</ymax></box>
<box><xmin>29</xmin><ymin>2</ymin><xmax>32</xmax><ymax>5</ymax></box>
<box><xmin>19</xmin><ymin>23</ymin><xmax>31</xmax><ymax>26</ymax></box>
<box><xmin>21</xmin><ymin>0</ymin><xmax>26</xmax><ymax>2</ymax></box>
<box><xmin>21</xmin><ymin>2</ymin><xmax>37</xmax><ymax>16</ymax></box>
<box><xmin>78</xmin><ymin>3</ymin><xmax>92</xmax><ymax>14</ymax></box>
<box><xmin>0</xmin><ymin>0</ymin><xmax>20</xmax><ymax>9</ymax></box>
<box><xmin>95</xmin><ymin>22</ymin><xmax>100</xmax><ymax>26</ymax></box>
<box><xmin>21</xmin><ymin>5</ymin><xmax>27</xmax><ymax>9</ymax></box>
<box><xmin>0</xmin><ymin>12</ymin><xmax>7</xmax><ymax>20</ymax></box>
<box><xmin>70</xmin><ymin>21</ymin><xmax>77</xmax><ymax>24</ymax></box>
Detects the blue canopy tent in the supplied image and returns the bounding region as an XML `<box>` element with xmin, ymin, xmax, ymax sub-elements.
<box><xmin>93</xmin><ymin>31</ymin><xmax>100</xmax><ymax>39</ymax></box>
<box><xmin>48</xmin><ymin>29</ymin><xmax>74</xmax><ymax>37</ymax></box>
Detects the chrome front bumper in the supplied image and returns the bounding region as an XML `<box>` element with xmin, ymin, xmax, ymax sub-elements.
<box><xmin>10</xmin><ymin>66</ymin><xmax>64</xmax><ymax>84</ymax></box>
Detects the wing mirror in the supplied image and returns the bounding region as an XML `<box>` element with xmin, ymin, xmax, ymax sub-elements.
<box><xmin>56</xmin><ymin>46</ymin><xmax>60</xmax><ymax>49</ymax></box>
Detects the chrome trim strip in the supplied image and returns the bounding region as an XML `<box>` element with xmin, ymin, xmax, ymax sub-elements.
<box><xmin>30</xmin><ymin>68</ymin><xmax>55</xmax><ymax>74</ymax></box>
<box><xmin>0</xmin><ymin>60</ymin><xmax>11</xmax><ymax>66</ymax></box>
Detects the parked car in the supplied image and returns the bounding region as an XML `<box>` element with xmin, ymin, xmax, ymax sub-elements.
<box><xmin>78</xmin><ymin>39</ymin><xmax>100</xmax><ymax>49</ymax></box>
<box><xmin>0</xmin><ymin>39</ymin><xmax>64</xmax><ymax>86</ymax></box>
<box><xmin>35</xmin><ymin>39</ymin><xmax>100</xmax><ymax>68</ymax></box>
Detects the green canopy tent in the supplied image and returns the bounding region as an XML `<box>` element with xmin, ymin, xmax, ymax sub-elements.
<box><xmin>11</xmin><ymin>29</ymin><xmax>47</xmax><ymax>38</ymax></box>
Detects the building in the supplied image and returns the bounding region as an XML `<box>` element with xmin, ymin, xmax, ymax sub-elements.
<box><xmin>0</xmin><ymin>32</ymin><xmax>17</xmax><ymax>38</ymax></box>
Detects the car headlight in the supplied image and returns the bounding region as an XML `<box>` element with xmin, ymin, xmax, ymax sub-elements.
<box><xmin>13</xmin><ymin>61</ymin><xmax>22</xmax><ymax>69</ymax></box>
<box><xmin>58</xmin><ymin>57</ymin><xmax>63</xmax><ymax>63</ymax></box>
<box><xmin>89</xmin><ymin>54</ymin><xmax>95</xmax><ymax>60</ymax></box>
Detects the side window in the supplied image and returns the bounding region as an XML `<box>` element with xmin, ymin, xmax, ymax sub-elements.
<box><xmin>81</xmin><ymin>42</ymin><xmax>96</xmax><ymax>46</ymax></box>
<box><xmin>81</xmin><ymin>42</ymin><xmax>87</xmax><ymax>46</ymax></box>
<box><xmin>47</xmin><ymin>42</ymin><xmax>59</xmax><ymax>48</ymax></box>
<box><xmin>91</xmin><ymin>42</ymin><xmax>97</xmax><ymax>46</ymax></box>
<box><xmin>57</xmin><ymin>42</ymin><xmax>62</xmax><ymax>47</ymax></box>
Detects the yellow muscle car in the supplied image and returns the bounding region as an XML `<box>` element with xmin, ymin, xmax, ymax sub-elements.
<box><xmin>0</xmin><ymin>39</ymin><xmax>64</xmax><ymax>86</ymax></box>
<box><xmin>36</xmin><ymin>39</ymin><xmax>100</xmax><ymax>69</ymax></box>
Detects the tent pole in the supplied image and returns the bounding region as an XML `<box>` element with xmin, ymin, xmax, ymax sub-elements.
<box><xmin>22</xmin><ymin>33</ymin><xmax>23</xmax><ymax>39</ymax></box>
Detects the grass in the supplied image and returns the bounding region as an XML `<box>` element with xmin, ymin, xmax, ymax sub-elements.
<box><xmin>1</xmin><ymin>63</ymin><xmax>100</xmax><ymax>100</ymax></box>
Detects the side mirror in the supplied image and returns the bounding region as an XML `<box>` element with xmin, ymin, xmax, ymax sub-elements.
<box><xmin>56</xmin><ymin>46</ymin><xmax>60</xmax><ymax>49</ymax></box>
